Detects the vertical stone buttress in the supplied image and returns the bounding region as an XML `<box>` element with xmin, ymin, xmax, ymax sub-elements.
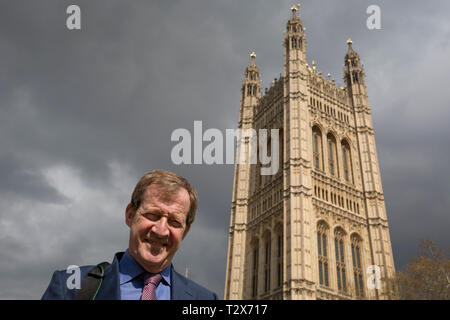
<box><xmin>225</xmin><ymin>53</ymin><xmax>261</xmax><ymax>299</ymax></box>
<box><xmin>344</xmin><ymin>39</ymin><xmax>396</xmax><ymax>299</ymax></box>
<box><xmin>283</xmin><ymin>7</ymin><xmax>316</xmax><ymax>299</ymax></box>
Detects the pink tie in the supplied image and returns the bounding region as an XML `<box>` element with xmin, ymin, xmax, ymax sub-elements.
<box><xmin>141</xmin><ymin>273</ymin><xmax>162</xmax><ymax>300</ymax></box>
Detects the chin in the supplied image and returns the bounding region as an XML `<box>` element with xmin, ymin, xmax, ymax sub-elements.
<box><xmin>140</xmin><ymin>247</ymin><xmax>169</xmax><ymax>265</ymax></box>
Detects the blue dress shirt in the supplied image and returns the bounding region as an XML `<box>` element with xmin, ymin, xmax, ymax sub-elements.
<box><xmin>119</xmin><ymin>249</ymin><xmax>171</xmax><ymax>300</ymax></box>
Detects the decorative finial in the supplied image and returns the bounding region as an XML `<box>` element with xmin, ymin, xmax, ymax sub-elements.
<box><xmin>250</xmin><ymin>52</ymin><xmax>256</xmax><ymax>59</ymax></box>
<box><xmin>347</xmin><ymin>38</ymin><xmax>353</xmax><ymax>45</ymax></box>
<box><xmin>291</xmin><ymin>5</ymin><xmax>297</xmax><ymax>13</ymax></box>
<box><xmin>185</xmin><ymin>267</ymin><xmax>189</xmax><ymax>278</ymax></box>
<box><xmin>297</xmin><ymin>3</ymin><xmax>301</xmax><ymax>10</ymax></box>
<box><xmin>312</xmin><ymin>60</ymin><xmax>316</xmax><ymax>72</ymax></box>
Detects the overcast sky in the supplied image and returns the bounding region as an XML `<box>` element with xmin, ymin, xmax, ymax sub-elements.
<box><xmin>0</xmin><ymin>0</ymin><xmax>449</xmax><ymax>299</ymax></box>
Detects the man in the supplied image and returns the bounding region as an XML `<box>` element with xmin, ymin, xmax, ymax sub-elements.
<box><xmin>42</xmin><ymin>169</ymin><xmax>217</xmax><ymax>300</ymax></box>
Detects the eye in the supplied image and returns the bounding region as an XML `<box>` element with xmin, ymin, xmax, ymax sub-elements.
<box><xmin>169</xmin><ymin>219</ymin><xmax>182</xmax><ymax>228</ymax></box>
<box><xmin>144</xmin><ymin>213</ymin><xmax>160</xmax><ymax>221</ymax></box>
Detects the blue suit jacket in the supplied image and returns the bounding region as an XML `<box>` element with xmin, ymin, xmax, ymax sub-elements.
<box><xmin>42</xmin><ymin>252</ymin><xmax>218</xmax><ymax>300</ymax></box>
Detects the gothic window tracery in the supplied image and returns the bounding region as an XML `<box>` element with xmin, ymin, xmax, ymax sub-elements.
<box><xmin>317</xmin><ymin>223</ymin><xmax>329</xmax><ymax>287</ymax></box>
<box><xmin>351</xmin><ymin>235</ymin><xmax>364</xmax><ymax>298</ymax></box>
<box><xmin>251</xmin><ymin>239</ymin><xmax>259</xmax><ymax>298</ymax></box>
<box><xmin>327</xmin><ymin>133</ymin><xmax>338</xmax><ymax>177</ymax></box>
<box><xmin>277</xmin><ymin>230</ymin><xmax>283</xmax><ymax>288</ymax></box>
<box><xmin>342</xmin><ymin>140</ymin><xmax>353</xmax><ymax>184</ymax></box>
<box><xmin>264</xmin><ymin>233</ymin><xmax>271</xmax><ymax>293</ymax></box>
<box><xmin>312</xmin><ymin>126</ymin><xmax>323</xmax><ymax>171</ymax></box>
<box><xmin>335</xmin><ymin>229</ymin><xmax>347</xmax><ymax>293</ymax></box>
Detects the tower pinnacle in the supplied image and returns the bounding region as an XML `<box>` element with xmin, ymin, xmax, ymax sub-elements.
<box><xmin>250</xmin><ymin>51</ymin><xmax>256</xmax><ymax>65</ymax></box>
<box><xmin>345</xmin><ymin>38</ymin><xmax>360</xmax><ymax>62</ymax></box>
<box><xmin>292</xmin><ymin>3</ymin><xmax>301</xmax><ymax>12</ymax></box>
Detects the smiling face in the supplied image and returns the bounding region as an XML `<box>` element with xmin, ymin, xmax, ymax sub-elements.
<box><xmin>125</xmin><ymin>184</ymin><xmax>191</xmax><ymax>273</ymax></box>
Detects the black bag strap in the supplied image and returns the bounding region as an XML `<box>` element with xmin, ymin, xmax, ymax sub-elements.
<box><xmin>75</xmin><ymin>262</ymin><xmax>110</xmax><ymax>300</ymax></box>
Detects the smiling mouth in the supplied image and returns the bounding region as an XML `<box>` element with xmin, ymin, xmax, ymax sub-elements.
<box><xmin>145</xmin><ymin>239</ymin><xmax>168</xmax><ymax>248</ymax></box>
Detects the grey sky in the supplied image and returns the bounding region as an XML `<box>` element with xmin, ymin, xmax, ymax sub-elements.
<box><xmin>0</xmin><ymin>0</ymin><xmax>449</xmax><ymax>299</ymax></box>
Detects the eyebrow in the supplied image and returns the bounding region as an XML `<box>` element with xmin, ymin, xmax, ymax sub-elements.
<box><xmin>141</xmin><ymin>207</ymin><xmax>184</xmax><ymax>218</ymax></box>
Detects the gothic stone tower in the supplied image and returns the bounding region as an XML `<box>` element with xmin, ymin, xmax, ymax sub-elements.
<box><xmin>224</xmin><ymin>6</ymin><xmax>395</xmax><ymax>300</ymax></box>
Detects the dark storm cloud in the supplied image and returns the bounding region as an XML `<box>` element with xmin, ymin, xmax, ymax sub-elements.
<box><xmin>0</xmin><ymin>154</ymin><xmax>70</xmax><ymax>205</ymax></box>
<box><xmin>0</xmin><ymin>0</ymin><xmax>449</xmax><ymax>299</ymax></box>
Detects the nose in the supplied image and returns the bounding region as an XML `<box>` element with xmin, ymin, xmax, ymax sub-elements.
<box><xmin>151</xmin><ymin>216</ymin><xmax>170</xmax><ymax>238</ymax></box>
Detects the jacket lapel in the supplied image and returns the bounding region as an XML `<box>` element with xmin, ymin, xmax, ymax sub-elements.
<box><xmin>94</xmin><ymin>252</ymin><xmax>123</xmax><ymax>300</ymax></box>
<box><xmin>171</xmin><ymin>265</ymin><xmax>194</xmax><ymax>300</ymax></box>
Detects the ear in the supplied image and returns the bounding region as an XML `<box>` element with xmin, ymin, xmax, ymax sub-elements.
<box><xmin>125</xmin><ymin>203</ymin><xmax>134</xmax><ymax>228</ymax></box>
<box><xmin>182</xmin><ymin>224</ymin><xmax>191</xmax><ymax>240</ymax></box>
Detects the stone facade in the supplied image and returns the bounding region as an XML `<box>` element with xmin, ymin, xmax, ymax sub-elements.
<box><xmin>224</xmin><ymin>6</ymin><xmax>395</xmax><ymax>300</ymax></box>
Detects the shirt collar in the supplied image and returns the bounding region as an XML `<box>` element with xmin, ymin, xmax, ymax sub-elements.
<box><xmin>119</xmin><ymin>249</ymin><xmax>171</xmax><ymax>286</ymax></box>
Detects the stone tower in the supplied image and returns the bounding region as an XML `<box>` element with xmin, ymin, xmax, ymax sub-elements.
<box><xmin>224</xmin><ymin>5</ymin><xmax>395</xmax><ymax>300</ymax></box>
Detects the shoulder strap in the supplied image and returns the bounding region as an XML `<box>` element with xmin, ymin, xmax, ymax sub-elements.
<box><xmin>75</xmin><ymin>262</ymin><xmax>110</xmax><ymax>300</ymax></box>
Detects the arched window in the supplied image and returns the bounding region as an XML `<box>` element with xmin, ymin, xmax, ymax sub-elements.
<box><xmin>251</xmin><ymin>239</ymin><xmax>259</xmax><ymax>298</ymax></box>
<box><xmin>264</xmin><ymin>233</ymin><xmax>271</xmax><ymax>293</ymax></box>
<box><xmin>327</xmin><ymin>133</ymin><xmax>338</xmax><ymax>177</ymax></box>
<box><xmin>279</xmin><ymin>129</ymin><xmax>284</xmax><ymax>172</ymax></box>
<box><xmin>342</xmin><ymin>140</ymin><xmax>353</xmax><ymax>183</ymax></box>
<box><xmin>335</xmin><ymin>229</ymin><xmax>347</xmax><ymax>293</ymax></box>
<box><xmin>351</xmin><ymin>235</ymin><xmax>364</xmax><ymax>298</ymax></box>
<box><xmin>276</xmin><ymin>227</ymin><xmax>283</xmax><ymax>288</ymax></box>
<box><xmin>317</xmin><ymin>223</ymin><xmax>329</xmax><ymax>287</ymax></box>
<box><xmin>312</xmin><ymin>127</ymin><xmax>323</xmax><ymax>171</ymax></box>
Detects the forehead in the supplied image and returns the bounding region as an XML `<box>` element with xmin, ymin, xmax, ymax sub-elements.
<box><xmin>140</xmin><ymin>184</ymin><xmax>190</xmax><ymax>214</ymax></box>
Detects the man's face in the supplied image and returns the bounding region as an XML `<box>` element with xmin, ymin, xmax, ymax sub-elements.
<box><xmin>125</xmin><ymin>184</ymin><xmax>191</xmax><ymax>273</ymax></box>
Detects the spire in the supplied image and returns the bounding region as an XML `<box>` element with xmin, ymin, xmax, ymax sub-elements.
<box><xmin>245</xmin><ymin>51</ymin><xmax>259</xmax><ymax>77</ymax></box>
<box><xmin>285</xmin><ymin>3</ymin><xmax>306</xmax><ymax>57</ymax></box>
<box><xmin>344</xmin><ymin>38</ymin><xmax>365</xmax><ymax>87</ymax></box>
<box><xmin>291</xmin><ymin>3</ymin><xmax>301</xmax><ymax>16</ymax></box>
<box><xmin>345</xmin><ymin>38</ymin><xmax>360</xmax><ymax>62</ymax></box>
<box><xmin>250</xmin><ymin>51</ymin><xmax>256</xmax><ymax>66</ymax></box>
<box><xmin>287</xmin><ymin>3</ymin><xmax>303</xmax><ymax>33</ymax></box>
<box><xmin>242</xmin><ymin>51</ymin><xmax>261</xmax><ymax>101</ymax></box>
